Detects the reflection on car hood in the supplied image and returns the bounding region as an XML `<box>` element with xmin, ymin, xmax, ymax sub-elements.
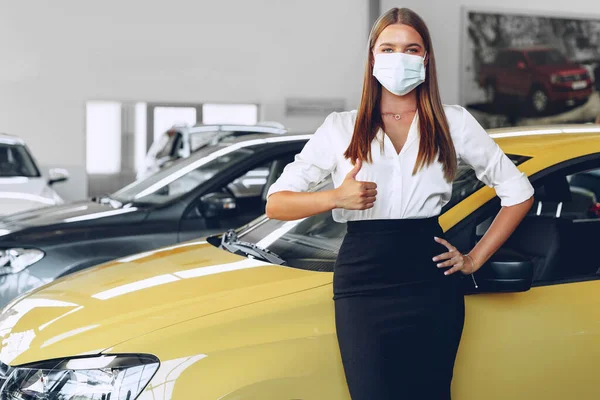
<box><xmin>0</xmin><ymin>201</ymin><xmax>138</xmax><ymax>234</ymax></box>
<box><xmin>0</xmin><ymin>241</ymin><xmax>331</xmax><ymax>366</ymax></box>
<box><xmin>0</xmin><ymin>199</ymin><xmax>53</xmax><ymax>217</ymax></box>
<box><xmin>0</xmin><ymin>178</ymin><xmax>61</xmax><ymax>216</ymax></box>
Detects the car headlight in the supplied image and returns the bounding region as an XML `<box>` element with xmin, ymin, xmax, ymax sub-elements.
<box><xmin>0</xmin><ymin>248</ymin><xmax>44</xmax><ymax>275</ymax></box>
<box><xmin>1</xmin><ymin>354</ymin><xmax>159</xmax><ymax>400</ymax></box>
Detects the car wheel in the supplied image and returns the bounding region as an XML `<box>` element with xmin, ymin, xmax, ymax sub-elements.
<box><xmin>530</xmin><ymin>87</ymin><xmax>549</xmax><ymax>115</ymax></box>
<box><xmin>485</xmin><ymin>82</ymin><xmax>497</xmax><ymax>104</ymax></box>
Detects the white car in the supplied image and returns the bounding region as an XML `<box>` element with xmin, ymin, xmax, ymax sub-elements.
<box><xmin>0</xmin><ymin>133</ymin><xmax>68</xmax><ymax>216</ymax></box>
<box><xmin>138</xmin><ymin>122</ymin><xmax>287</xmax><ymax>180</ymax></box>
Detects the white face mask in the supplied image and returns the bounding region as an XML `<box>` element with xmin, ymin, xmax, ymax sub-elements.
<box><xmin>372</xmin><ymin>52</ymin><xmax>427</xmax><ymax>96</ymax></box>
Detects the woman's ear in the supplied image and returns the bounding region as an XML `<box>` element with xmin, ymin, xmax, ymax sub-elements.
<box><xmin>424</xmin><ymin>51</ymin><xmax>429</xmax><ymax>67</ymax></box>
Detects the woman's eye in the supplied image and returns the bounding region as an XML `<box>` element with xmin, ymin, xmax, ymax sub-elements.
<box><xmin>381</xmin><ymin>48</ymin><xmax>393</xmax><ymax>53</ymax></box>
<box><xmin>406</xmin><ymin>48</ymin><xmax>418</xmax><ymax>53</ymax></box>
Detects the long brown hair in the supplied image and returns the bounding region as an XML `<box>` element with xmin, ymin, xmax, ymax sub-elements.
<box><xmin>344</xmin><ymin>8</ymin><xmax>457</xmax><ymax>181</ymax></box>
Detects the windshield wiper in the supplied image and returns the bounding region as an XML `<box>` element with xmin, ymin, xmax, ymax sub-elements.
<box><xmin>220</xmin><ymin>229</ymin><xmax>286</xmax><ymax>265</ymax></box>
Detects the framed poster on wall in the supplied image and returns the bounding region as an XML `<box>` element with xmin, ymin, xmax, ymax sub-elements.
<box><xmin>460</xmin><ymin>7</ymin><xmax>600</xmax><ymax>129</ymax></box>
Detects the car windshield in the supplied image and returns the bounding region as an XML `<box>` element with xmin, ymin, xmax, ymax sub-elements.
<box><xmin>527</xmin><ymin>49</ymin><xmax>568</xmax><ymax>66</ymax></box>
<box><xmin>112</xmin><ymin>144</ymin><xmax>254</xmax><ymax>205</ymax></box>
<box><xmin>189</xmin><ymin>129</ymin><xmax>284</xmax><ymax>153</ymax></box>
<box><xmin>0</xmin><ymin>144</ymin><xmax>40</xmax><ymax>178</ymax></box>
<box><xmin>236</xmin><ymin>154</ymin><xmax>529</xmax><ymax>272</ymax></box>
<box><xmin>189</xmin><ymin>131</ymin><xmax>221</xmax><ymax>153</ymax></box>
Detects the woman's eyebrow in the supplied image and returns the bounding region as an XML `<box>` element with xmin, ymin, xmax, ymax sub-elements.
<box><xmin>378</xmin><ymin>42</ymin><xmax>423</xmax><ymax>48</ymax></box>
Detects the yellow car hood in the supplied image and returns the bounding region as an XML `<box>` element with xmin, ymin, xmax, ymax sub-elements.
<box><xmin>0</xmin><ymin>241</ymin><xmax>332</xmax><ymax>366</ymax></box>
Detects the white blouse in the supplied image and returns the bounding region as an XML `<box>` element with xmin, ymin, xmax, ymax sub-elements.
<box><xmin>267</xmin><ymin>105</ymin><xmax>534</xmax><ymax>223</ymax></box>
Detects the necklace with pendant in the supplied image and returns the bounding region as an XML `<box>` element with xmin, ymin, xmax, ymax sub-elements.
<box><xmin>381</xmin><ymin>110</ymin><xmax>416</xmax><ymax>121</ymax></box>
<box><xmin>382</xmin><ymin>113</ymin><xmax>403</xmax><ymax>120</ymax></box>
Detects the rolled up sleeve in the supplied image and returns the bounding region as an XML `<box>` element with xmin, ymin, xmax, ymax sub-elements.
<box><xmin>457</xmin><ymin>108</ymin><xmax>534</xmax><ymax>207</ymax></box>
<box><xmin>266</xmin><ymin>113</ymin><xmax>337</xmax><ymax>197</ymax></box>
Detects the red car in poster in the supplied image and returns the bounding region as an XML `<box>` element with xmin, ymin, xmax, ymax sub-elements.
<box><xmin>479</xmin><ymin>47</ymin><xmax>593</xmax><ymax>115</ymax></box>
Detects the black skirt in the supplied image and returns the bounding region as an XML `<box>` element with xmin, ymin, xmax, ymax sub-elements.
<box><xmin>333</xmin><ymin>217</ymin><xmax>465</xmax><ymax>400</ymax></box>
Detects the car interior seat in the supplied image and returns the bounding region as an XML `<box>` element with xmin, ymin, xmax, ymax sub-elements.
<box><xmin>260</xmin><ymin>158</ymin><xmax>291</xmax><ymax>209</ymax></box>
<box><xmin>531</xmin><ymin>174</ymin><xmax>595</xmax><ymax>218</ymax></box>
<box><xmin>507</xmin><ymin>174</ymin><xmax>600</xmax><ymax>282</ymax></box>
<box><xmin>503</xmin><ymin>175</ymin><xmax>576</xmax><ymax>282</ymax></box>
<box><xmin>569</xmin><ymin>170</ymin><xmax>600</xmax><ymax>201</ymax></box>
<box><xmin>262</xmin><ymin>152</ymin><xmax>297</xmax><ymax>193</ymax></box>
<box><xmin>503</xmin><ymin>215</ymin><xmax>567</xmax><ymax>282</ymax></box>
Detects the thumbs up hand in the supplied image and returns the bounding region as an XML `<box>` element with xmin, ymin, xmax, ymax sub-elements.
<box><xmin>333</xmin><ymin>159</ymin><xmax>378</xmax><ymax>210</ymax></box>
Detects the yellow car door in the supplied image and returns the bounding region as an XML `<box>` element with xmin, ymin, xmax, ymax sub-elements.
<box><xmin>453</xmin><ymin>160</ymin><xmax>600</xmax><ymax>399</ymax></box>
<box><xmin>454</xmin><ymin>280</ymin><xmax>600</xmax><ymax>399</ymax></box>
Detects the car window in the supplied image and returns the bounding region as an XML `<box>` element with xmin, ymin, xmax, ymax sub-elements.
<box><xmin>474</xmin><ymin>160</ymin><xmax>600</xmax><ymax>286</ymax></box>
<box><xmin>513</xmin><ymin>53</ymin><xmax>527</xmax><ymax>66</ymax></box>
<box><xmin>501</xmin><ymin>52</ymin><xmax>525</xmax><ymax>67</ymax></box>
<box><xmin>0</xmin><ymin>144</ymin><xmax>40</xmax><ymax>178</ymax></box>
<box><xmin>227</xmin><ymin>165</ymin><xmax>270</xmax><ymax>199</ymax></box>
<box><xmin>504</xmin><ymin>52</ymin><xmax>518</xmax><ymax>67</ymax></box>
<box><xmin>527</xmin><ymin>49</ymin><xmax>568</xmax><ymax>66</ymax></box>
<box><xmin>495</xmin><ymin>52</ymin><xmax>512</xmax><ymax>67</ymax></box>
<box><xmin>189</xmin><ymin>153</ymin><xmax>297</xmax><ymax>231</ymax></box>
<box><xmin>189</xmin><ymin>131</ymin><xmax>221</xmax><ymax>153</ymax></box>
<box><xmin>112</xmin><ymin>144</ymin><xmax>255</xmax><ymax>205</ymax></box>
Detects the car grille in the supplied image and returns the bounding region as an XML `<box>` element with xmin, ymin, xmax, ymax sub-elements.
<box><xmin>561</xmin><ymin>73</ymin><xmax>587</xmax><ymax>82</ymax></box>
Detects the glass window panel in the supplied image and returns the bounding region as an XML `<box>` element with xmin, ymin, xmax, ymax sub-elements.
<box><xmin>134</xmin><ymin>102</ymin><xmax>147</xmax><ymax>173</ymax></box>
<box><xmin>0</xmin><ymin>144</ymin><xmax>40</xmax><ymax>177</ymax></box>
<box><xmin>202</xmin><ymin>104</ymin><xmax>258</xmax><ymax>125</ymax></box>
<box><xmin>86</xmin><ymin>101</ymin><xmax>121</xmax><ymax>174</ymax></box>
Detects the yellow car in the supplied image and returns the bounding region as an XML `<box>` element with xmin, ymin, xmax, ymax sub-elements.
<box><xmin>0</xmin><ymin>125</ymin><xmax>600</xmax><ymax>399</ymax></box>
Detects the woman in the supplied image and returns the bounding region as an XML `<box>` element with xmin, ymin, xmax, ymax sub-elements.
<box><xmin>266</xmin><ymin>7</ymin><xmax>534</xmax><ymax>400</ymax></box>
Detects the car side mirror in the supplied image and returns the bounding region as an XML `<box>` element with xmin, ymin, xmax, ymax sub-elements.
<box><xmin>463</xmin><ymin>249</ymin><xmax>533</xmax><ymax>295</ymax></box>
<box><xmin>200</xmin><ymin>192</ymin><xmax>237</xmax><ymax>219</ymax></box>
<box><xmin>48</xmin><ymin>168</ymin><xmax>69</xmax><ymax>185</ymax></box>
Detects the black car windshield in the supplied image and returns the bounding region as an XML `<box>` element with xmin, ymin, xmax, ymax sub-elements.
<box><xmin>112</xmin><ymin>144</ymin><xmax>254</xmax><ymax>205</ymax></box>
<box><xmin>0</xmin><ymin>144</ymin><xmax>40</xmax><ymax>178</ymax></box>
<box><xmin>527</xmin><ymin>49</ymin><xmax>568</xmax><ymax>66</ymax></box>
<box><xmin>236</xmin><ymin>154</ymin><xmax>529</xmax><ymax>272</ymax></box>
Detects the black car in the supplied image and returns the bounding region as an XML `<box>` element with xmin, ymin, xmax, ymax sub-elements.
<box><xmin>0</xmin><ymin>133</ymin><xmax>309</xmax><ymax>306</ymax></box>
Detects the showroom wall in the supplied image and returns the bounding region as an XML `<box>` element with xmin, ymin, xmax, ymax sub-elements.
<box><xmin>0</xmin><ymin>0</ymin><xmax>368</xmax><ymax>200</ymax></box>
<box><xmin>380</xmin><ymin>0</ymin><xmax>600</xmax><ymax>105</ymax></box>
